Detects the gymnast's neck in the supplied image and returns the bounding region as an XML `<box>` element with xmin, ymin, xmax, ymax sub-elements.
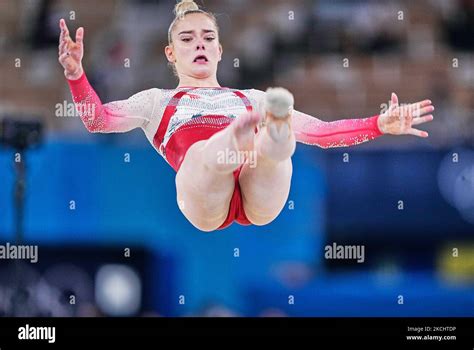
<box><xmin>176</xmin><ymin>75</ymin><xmax>221</xmax><ymax>88</ymax></box>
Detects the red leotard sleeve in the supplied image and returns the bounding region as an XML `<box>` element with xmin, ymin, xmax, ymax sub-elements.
<box><xmin>292</xmin><ymin>110</ymin><xmax>384</xmax><ymax>148</ymax></box>
<box><xmin>67</xmin><ymin>72</ymin><xmax>157</xmax><ymax>133</ymax></box>
<box><xmin>249</xmin><ymin>89</ymin><xmax>383</xmax><ymax>148</ymax></box>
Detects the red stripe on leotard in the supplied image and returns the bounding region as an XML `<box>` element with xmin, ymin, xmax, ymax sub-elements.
<box><xmin>153</xmin><ymin>89</ymin><xmax>193</xmax><ymax>153</ymax></box>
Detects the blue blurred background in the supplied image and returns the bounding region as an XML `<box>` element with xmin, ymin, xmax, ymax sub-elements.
<box><xmin>0</xmin><ymin>0</ymin><xmax>473</xmax><ymax>317</ymax></box>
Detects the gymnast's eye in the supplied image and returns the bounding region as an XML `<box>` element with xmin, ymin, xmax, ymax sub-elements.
<box><xmin>205</xmin><ymin>37</ymin><xmax>215</xmax><ymax>42</ymax></box>
<box><xmin>181</xmin><ymin>37</ymin><xmax>192</xmax><ymax>42</ymax></box>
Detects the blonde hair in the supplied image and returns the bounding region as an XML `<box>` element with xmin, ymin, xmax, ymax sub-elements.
<box><xmin>167</xmin><ymin>0</ymin><xmax>219</xmax><ymax>44</ymax></box>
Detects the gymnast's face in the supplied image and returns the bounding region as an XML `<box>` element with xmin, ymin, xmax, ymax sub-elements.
<box><xmin>165</xmin><ymin>13</ymin><xmax>222</xmax><ymax>81</ymax></box>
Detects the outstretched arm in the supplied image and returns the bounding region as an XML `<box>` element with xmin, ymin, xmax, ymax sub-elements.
<box><xmin>292</xmin><ymin>93</ymin><xmax>434</xmax><ymax>148</ymax></box>
<box><xmin>59</xmin><ymin>18</ymin><xmax>157</xmax><ymax>133</ymax></box>
<box><xmin>67</xmin><ymin>73</ymin><xmax>157</xmax><ymax>133</ymax></box>
<box><xmin>293</xmin><ymin>111</ymin><xmax>383</xmax><ymax>148</ymax></box>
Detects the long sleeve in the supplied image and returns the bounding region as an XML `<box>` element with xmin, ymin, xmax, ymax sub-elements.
<box><xmin>67</xmin><ymin>72</ymin><xmax>158</xmax><ymax>133</ymax></box>
<box><xmin>292</xmin><ymin>110</ymin><xmax>383</xmax><ymax>148</ymax></box>
<box><xmin>249</xmin><ymin>88</ymin><xmax>384</xmax><ymax>149</ymax></box>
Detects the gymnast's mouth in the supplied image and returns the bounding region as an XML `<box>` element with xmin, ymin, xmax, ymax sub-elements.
<box><xmin>193</xmin><ymin>55</ymin><xmax>208</xmax><ymax>63</ymax></box>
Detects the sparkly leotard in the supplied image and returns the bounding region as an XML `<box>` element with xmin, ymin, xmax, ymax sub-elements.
<box><xmin>67</xmin><ymin>73</ymin><xmax>383</xmax><ymax>229</ymax></box>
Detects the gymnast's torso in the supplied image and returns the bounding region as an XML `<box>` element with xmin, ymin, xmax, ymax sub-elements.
<box><xmin>150</xmin><ymin>87</ymin><xmax>263</xmax><ymax>170</ymax></box>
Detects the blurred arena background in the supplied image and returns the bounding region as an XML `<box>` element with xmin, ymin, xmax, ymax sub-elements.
<box><xmin>0</xmin><ymin>0</ymin><xmax>473</xmax><ymax>317</ymax></box>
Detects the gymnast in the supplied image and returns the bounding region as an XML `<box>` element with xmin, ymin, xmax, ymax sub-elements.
<box><xmin>58</xmin><ymin>0</ymin><xmax>434</xmax><ymax>232</ymax></box>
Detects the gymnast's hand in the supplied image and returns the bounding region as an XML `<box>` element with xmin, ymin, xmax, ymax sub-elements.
<box><xmin>58</xmin><ymin>18</ymin><xmax>84</xmax><ymax>80</ymax></box>
<box><xmin>377</xmin><ymin>93</ymin><xmax>434</xmax><ymax>138</ymax></box>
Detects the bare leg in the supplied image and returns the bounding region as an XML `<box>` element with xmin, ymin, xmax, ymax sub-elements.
<box><xmin>175</xmin><ymin>112</ymin><xmax>260</xmax><ymax>232</ymax></box>
<box><xmin>239</xmin><ymin>88</ymin><xmax>296</xmax><ymax>226</ymax></box>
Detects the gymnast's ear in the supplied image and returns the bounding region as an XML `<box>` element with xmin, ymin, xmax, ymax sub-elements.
<box><xmin>165</xmin><ymin>45</ymin><xmax>175</xmax><ymax>63</ymax></box>
<box><xmin>218</xmin><ymin>43</ymin><xmax>223</xmax><ymax>62</ymax></box>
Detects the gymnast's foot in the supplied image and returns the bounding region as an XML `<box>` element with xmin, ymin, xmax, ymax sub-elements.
<box><xmin>257</xmin><ymin>87</ymin><xmax>296</xmax><ymax>162</ymax></box>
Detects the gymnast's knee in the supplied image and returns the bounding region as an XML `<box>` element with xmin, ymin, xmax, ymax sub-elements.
<box><xmin>186</xmin><ymin>215</ymin><xmax>225</xmax><ymax>232</ymax></box>
<box><xmin>244</xmin><ymin>209</ymin><xmax>279</xmax><ymax>226</ymax></box>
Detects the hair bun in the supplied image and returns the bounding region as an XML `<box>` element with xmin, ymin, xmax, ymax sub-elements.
<box><xmin>174</xmin><ymin>0</ymin><xmax>199</xmax><ymax>18</ymax></box>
